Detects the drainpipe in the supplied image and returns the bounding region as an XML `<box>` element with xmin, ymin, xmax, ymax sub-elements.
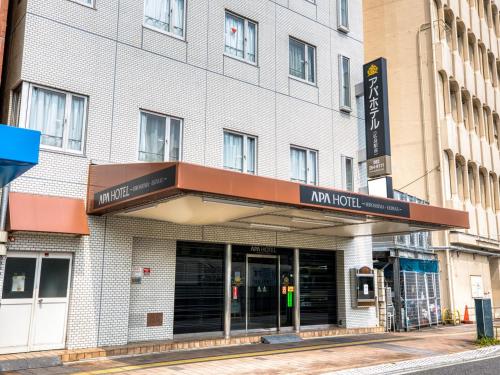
<box><xmin>293</xmin><ymin>248</ymin><xmax>300</xmax><ymax>332</ymax></box>
<box><xmin>426</xmin><ymin>0</ymin><xmax>455</xmax><ymax>314</ymax></box>
<box><xmin>0</xmin><ymin>184</ymin><xmax>9</xmax><ymax>256</ymax></box>
<box><xmin>224</xmin><ymin>243</ymin><xmax>232</xmax><ymax>340</ymax></box>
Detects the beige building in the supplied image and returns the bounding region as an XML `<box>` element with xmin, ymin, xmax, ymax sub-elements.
<box><xmin>364</xmin><ymin>0</ymin><xmax>500</xmax><ymax>320</ymax></box>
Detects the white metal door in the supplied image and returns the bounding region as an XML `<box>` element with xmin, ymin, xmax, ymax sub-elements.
<box><xmin>0</xmin><ymin>252</ymin><xmax>72</xmax><ymax>354</ymax></box>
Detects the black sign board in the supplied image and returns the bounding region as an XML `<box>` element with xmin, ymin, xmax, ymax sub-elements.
<box><xmin>300</xmin><ymin>185</ymin><xmax>410</xmax><ymax>218</ymax></box>
<box><xmin>94</xmin><ymin>165</ymin><xmax>176</xmax><ymax>209</ymax></box>
<box><xmin>364</xmin><ymin>58</ymin><xmax>391</xmax><ymax>165</ymax></box>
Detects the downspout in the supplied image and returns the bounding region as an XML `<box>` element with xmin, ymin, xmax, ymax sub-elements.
<box><xmin>0</xmin><ymin>184</ymin><xmax>9</xmax><ymax>231</ymax></box>
<box><xmin>427</xmin><ymin>0</ymin><xmax>455</xmax><ymax>314</ymax></box>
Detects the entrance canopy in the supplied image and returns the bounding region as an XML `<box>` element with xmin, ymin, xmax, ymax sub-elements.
<box><xmin>87</xmin><ymin>162</ymin><xmax>469</xmax><ymax>238</ymax></box>
<box><xmin>0</xmin><ymin>125</ymin><xmax>40</xmax><ymax>187</ymax></box>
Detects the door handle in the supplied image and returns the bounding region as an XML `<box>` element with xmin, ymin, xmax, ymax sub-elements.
<box><xmin>38</xmin><ymin>298</ymin><xmax>43</xmax><ymax>304</ymax></box>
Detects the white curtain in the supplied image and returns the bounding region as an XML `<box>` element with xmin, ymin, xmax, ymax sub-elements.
<box><xmin>169</xmin><ymin>118</ymin><xmax>181</xmax><ymax>161</ymax></box>
<box><xmin>144</xmin><ymin>0</ymin><xmax>170</xmax><ymax>32</ymax></box>
<box><xmin>139</xmin><ymin>112</ymin><xmax>166</xmax><ymax>162</ymax></box>
<box><xmin>246</xmin><ymin>137</ymin><xmax>256</xmax><ymax>174</ymax></box>
<box><xmin>307</xmin><ymin>45</ymin><xmax>315</xmax><ymax>82</ymax></box>
<box><xmin>308</xmin><ymin>150</ymin><xmax>317</xmax><ymax>185</ymax></box>
<box><xmin>172</xmin><ymin>0</ymin><xmax>184</xmax><ymax>36</ymax></box>
<box><xmin>289</xmin><ymin>39</ymin><xmax>305</xmax><ymax>79</ymax></box>
<box><xmin>68</xmin><ymin>96</ymin><xmax>85</xmax><ymax>151</ymax></box>
<box><xmin>246</xmin><ymin>22</ymin><xmax>256</xmax><ymax>62</ymax></box>
<box><xmin>291</xmin><ymin>148</ymin><xmax>306</xmax><ymax>183</ymax></box>
<box><xmin>224</xmin><ymin>132</ymin><xmax>243</xmax><ymax>171</ymax></box>
<box><xmin>29</xmin><ymin>87</ymin><xmax>66</xmax><ymax>148</ymax></box>
<box><xmin>225</xmin><ymin>13</ymin><xmax>244</xmax><ymax>58</ymax></box>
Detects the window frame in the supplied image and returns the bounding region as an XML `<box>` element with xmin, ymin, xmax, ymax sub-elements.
<box><xmin>290</xmin><ymin>145</ymin><xmax>318</xmax><ymax>186</ymax></box>
<box><xmin>288</xmin><ymin>37</ymin><xmax>317</xmax><ymax>85</ymax></box>
<box><xmin>339</xmin><ymin>55</ymin><xmax>351</xmax><ymax>111</ymax></box>
<box><xmin>224</xmin><ymin>11</ymin><xmax>258</xmax><ymax>65</ymax></box>
<box><xmin>24</xmin><ymin>83</ymin><xmax>88</xmax><ymax>155</ymax></box>
<box><xmin>337</xmin><ymin>0</ymin><xmax>349</xmax><ymax>32</ymax></box>
<box><xmin>342</xmin><ymin>155</ymin><xmax>354</xmax><ymax>192</ymax></box>
<box><xmin>143</xmin><ymin>0</ymin><xmax>187</xmax><ymax>40</ymax></box>
<box><xmin>223</xmin><ymin>129</ymin><xmax>258</xmax><ymax>175</ymax></box>
<box><xmin>70</xmin><ymin>0</ymin><xmax>95</xmax><ymax>8</ymax></box>
<box><xmin>137</xmin><ymin>109</ymin><xmax>184</xmax><ymax>163</ymax></box>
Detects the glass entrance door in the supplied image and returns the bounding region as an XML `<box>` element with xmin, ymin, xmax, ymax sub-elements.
<box><xmin>246</xmin><ymin>256</ymin><xmax>278</xmax><ymax>330</ymax></box>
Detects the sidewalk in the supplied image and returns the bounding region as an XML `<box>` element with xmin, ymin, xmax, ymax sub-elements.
<box><xmin>3</xmin><ymin>325</ymin><xmax>479</xmax><ymax>375</ymax></box>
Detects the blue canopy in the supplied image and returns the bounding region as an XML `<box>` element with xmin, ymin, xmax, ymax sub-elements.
<box><xmin>0</xmin><ymin>125</ymin><xmax>40</xmax><ymax>187</ymax></box>
<box><xmin>400</xmin><ymin>258</ymin><xmax>439</xmax><ymax>273</ymax></box>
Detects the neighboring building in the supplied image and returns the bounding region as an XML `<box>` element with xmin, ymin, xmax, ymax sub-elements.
<box><xmin>0</xmin><ymin>0</ymin><xmax>466</xmax><ymax>355</ymax></box>
<box><xmin>364</xmin><ymin>0</ymin><xmax>500</xmax><ymax>321</ymax></box>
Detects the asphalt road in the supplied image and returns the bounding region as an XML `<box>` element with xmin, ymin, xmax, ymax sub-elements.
<box><xmin>412</xmin><ymin>355</ymin><xmax>500</xmax><ymax>375</ymax></box>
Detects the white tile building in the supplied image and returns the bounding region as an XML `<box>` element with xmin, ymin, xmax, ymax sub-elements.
<box><xmin>0</xmin><ymin>0</ymin><xmax>383</xmax><ymax>354</ymax></box>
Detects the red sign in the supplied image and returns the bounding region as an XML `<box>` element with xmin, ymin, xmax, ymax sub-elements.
<box><xmin>232</xmin><ymin>286</ymin><xmax>238</xmax><ymax>299</ymax></box>
<box><xmin>143</xmin><ymin>268</ymin><xmax>151</xmax><ymax>275</ymax></box>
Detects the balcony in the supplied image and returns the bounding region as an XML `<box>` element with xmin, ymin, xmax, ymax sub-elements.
<box><xmin>465</xmin><ymin>62</ymin><xmax>476</xmax><ymax>94</ymax></box>
<box><xmin>452</xmin><ymin>52</ymin><xmax>465</xmax><ymax>86</ymax></box>
<box><xmin>458</xmin><ymin>124</ymin><xmax>471</xmax><ymax>160</ymax></box>
<box><xmin>475</xmin><ymin>71</ymin><xmax>486</xmax><ymax>103</ymax></box>
<box><xmin>480</xmin><ymin>138</ymin><xmax>492</xmax><ymax>171</ymax></box>
<box><xmin>470</xmin><ymin>131</ymin><xmax>482</xmax><ymax>164</ymax></box>
<box><xmin>436</xmin><ymin>41</ymin><xmax>453</xmax><ymax>76</ymax></box>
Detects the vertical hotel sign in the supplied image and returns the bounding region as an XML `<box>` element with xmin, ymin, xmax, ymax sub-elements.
<box><xmin>364</xmin><ymin>58</ymin><xmax>392</xmax><ymax>178</ymax></box>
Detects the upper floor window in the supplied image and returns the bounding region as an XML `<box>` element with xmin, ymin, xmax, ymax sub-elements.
<box><xmin>27</xmin><ymin>85</ymin><xmax>87</xmax><ymax>153</ymax></box>
<box><xmin>223</xmin><ymin>131</ymin><xmax>256</xmax><ymax>174</ymax></box>
<box><xmin>468</xmin><ymin>165</ymin><xmax>476</xmax><ymax>204</ymax></box>
<box><xmin>289</xmin><ymin>38</ymin><xmax>316</xmax><ymax>84</ymax></box>
<box><xmin>339</xmin><ymin>55</ymin><xmax>351</xmax><ymax>111</ymax></box>
<box><xmin>224</xmin><ymin>12</ymin><xmax>257</xmax><ymax>64</ymax></box>
<box><xmin>342</xmin><ymin>156</ymin><xmax>354</xmax><ymax>191</ymax></box>
<box><xmin>468</xmin><ymin>39</ymin><xmax>475</xmax><ymax>65</ymax></box>
<box><xmin>338</xmin><ymin>0</ymin><xmax>349</xmax><ymax>32</ymax></box>
<box><xmin>144</xmin><ymin>0</ymin><xmax>185</xmax><ymax>38</ymax></box>
<box><xmin>291</xmin><ymin>146</ymin><xmax>317</xmax><ymax>185</ymax></box>
<box><xmin>73</xmin><ymin>0</ymin><xmax>94</xmax><ymax>7</ymax></box>
<box><xmin>138</xmin><ymin>110</ymin><xmax>182</xmax><ymax>162</ymax></box>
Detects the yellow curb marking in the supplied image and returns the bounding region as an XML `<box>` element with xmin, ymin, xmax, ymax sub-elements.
<box><xmin>72</xmin><ymin>336</ymin><xmax>412</xmax><ymax>375</ymax></box>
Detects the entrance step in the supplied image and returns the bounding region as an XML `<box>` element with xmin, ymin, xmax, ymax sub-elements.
<box><xmin>0</xmin><ymin>355</ymin><xmax>61</xmax><ymax>372</ymax></box>
<box><xmin>261</xmin><ymin>334</ymin><xmax>303</xmax><ymax>344</ymax></box>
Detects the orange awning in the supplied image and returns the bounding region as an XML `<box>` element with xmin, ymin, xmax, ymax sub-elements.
<box><xmin>8</xmin><ymin>192</ymin><xmax>89</xmax><ymax>235</ymax></box>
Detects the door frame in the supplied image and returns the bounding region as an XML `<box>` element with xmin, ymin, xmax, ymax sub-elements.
<box><xmin>0</xmin><ymin>251</ymin><xmax>73</xmax><ymax>353</ymax></box>
<box><xmin>245</xmin><ymin>254</ymin><xmax>280</xmax><ymax>332</ymax></box>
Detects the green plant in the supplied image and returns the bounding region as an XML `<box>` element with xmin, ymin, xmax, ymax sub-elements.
<box><xmin>476</xmin><ymin>336</ymin><xmax>500</xmax><ymax>347</ymax></box>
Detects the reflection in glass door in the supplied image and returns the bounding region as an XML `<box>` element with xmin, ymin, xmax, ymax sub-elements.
<box><xmin>246</xmin><ymin>256</ymin><xmax>278</xmax><ymax>330</ymax></box>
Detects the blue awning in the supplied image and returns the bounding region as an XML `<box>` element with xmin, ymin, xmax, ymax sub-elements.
<box><xmin>400</xmin><ymin>258</ymin><xmax>439</xmax><ymax>273</ymax></box>
<box><xmin>0</xmin><ymin>125</ymin><xmax>40</xmax><ymax>187</ymax></box>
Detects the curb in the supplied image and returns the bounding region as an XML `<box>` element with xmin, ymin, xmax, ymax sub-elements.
<box><xmin>0</xmin><ymin>356</ymin><xmax>61</xmax><ymax>372</ymax></box>
<box><xmin>324</xmin><ymin>346</ymin><xmax>500</xmax><ymax>375</ymax></box>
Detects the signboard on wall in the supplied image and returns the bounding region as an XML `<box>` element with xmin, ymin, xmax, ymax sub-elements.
<box><xmin>471</xmin><ymin>276</ymin><xmax>484</xmax><ymax>298</ymax></box>
<box><xmin>363</xmin><ymin>57</ymin><xmax>392</xmax><ymax>178</ymax></box>
<box><xmin>300</xmin><ymin>185</ymin><xmax>409</xmax><ymax>218</ymax></box>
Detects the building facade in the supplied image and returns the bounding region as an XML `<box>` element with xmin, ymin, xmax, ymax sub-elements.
<box><xmin>0</xmin><ymin>0</ymin><xmax>468</xmax><ymax>355</ymax></box>
<box><xmin>364</xmin><ymin>0</ymin><xmax>500</xmax><ymax>321</ymax></box>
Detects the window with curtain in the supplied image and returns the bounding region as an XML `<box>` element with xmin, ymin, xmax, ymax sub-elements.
<box><xmin>489</xmin><ymin>174</ymin><xmax>496</xmax><ymax>210</ymax></box>
<box><xmin>342</xmin><ymin>156</ymin><xmax>354</xmax><ymax>191</ymax></box>
<box><xmin>144</xmin><ymin>0</ymin><xmax>186</xmax><ymax>37</ymax></box>
<box><xmin>473</xmin><ymin>105</ymin><xmax>480</xmax><ymax>134</ymax></box>
<box><xmin>223</xmin><ymin>131</ymin><xmax>256</xmax><ymax>174</ymax></box>
<box><xmin>450</xmin><ymin>88</ymin><xmax>458</xmax><ymax>122</ymax></box>
<box><xmin>462</xmin><ymin>95</ymin><xmax>469</xmax><ymax>129</ymax></box>
<box><xmin>468</xmin><ymin>165</ymin><xmax>476</xmax><ymax>204</ymax></box>
<box><xmin>457</xmin><ymin>29</ymin><xmax>464</xmax><ymax>58</ymax></box>
<box><xmin>456</xmin><ymin>161</ymin><xmax>464</xmax><ymax>201</ymax></box>
<box><xmin>494</xmin><ymin>116</ymin><xmax>499</xmax><ymax>147</ymax></box>
<box><xmin>339</xmin><ymin>55</ymin><xmax>351</xmax><ymax>110</ymax></box>
<box><xmin>468</xmin><ymin>40</ymin><xmax>475</xmax><ymax>66</ymax></box>
<box><xmin>27</xmin><ymin>85</ymin><xmax>87</xmax><ymax>153</ymax></box>
<box><xmin>291</xmin><ymin>146</ymin><xmax>317</xmax><ymax>185</ymax></box>
<box><xmin>479</xmin><ymin>46</ymin><xmax>485</xmax><ymax>76</ymax></box>
<box><xmin>480</xmin><ymin>172</ymin><xmax>487</xmax><ymax>208</ymax></box>
<box><xmin>138</xmin><ymin>111</ymin><xmax>183</xmax><ymax>162</ymax></box>
<box><xmin>289</xmin><ymin>38</ymin><xmax>316</xmax><ymax>83</ymax></box>
<box><xmin>438</xmin><ymin>73</ymin><xmax>446</xmax><ymax>117</ymax></box>
<box><xmin>338</xmin><ymin>0</ymin><xmax>349</xmax><ymax>31</ymax></box>
<box><xmin>224</xmin><ymin>12</ymin><xmax>257</xmax><ymax>63</ymax></box>
<box><xmin>483</xmin><ymin>108</ymin><xmax>490</xmax><ymax>142</ymax></box>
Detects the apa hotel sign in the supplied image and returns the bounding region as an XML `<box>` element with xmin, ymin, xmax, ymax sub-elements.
<box><xmin>363</xmin><ymin>58</ymin><xmax>391</xmax><ymax>178</ymax></box>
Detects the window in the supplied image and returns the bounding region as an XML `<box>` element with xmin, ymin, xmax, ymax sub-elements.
<box><xmin>223</xmin><ymin>131</ymin><xmax>256</xmax><ymax>174</ymax></box>
<box><xmin>74</xmin><ymin>0</ymin><xmax>94</xmax><ymax>7</ymax></box>
<box><xmin>456</xmin><ymin>161</ymin><xmax>464</xmax><ymax>201</ymax></box>
<box><xmin>473</xmin><ymin>105</ymin><xmax>480</xmax><ymax>134</ymax></box>
<box><xmin>494</xmin><ymin>116</ymin><xmax>499</xmax><ymax>147</ymax></box>
<box><xmin>443</xmin><ymin>151</ymin><xmax>452</xmax><ymax>200</ymax></box>
<box><xmin>26</xmin><ymin>85</ymin><xmax>87</xmax><ymax>153</ymax></box>
<box><xmin>468</xmin><ymin>165</ymin><xmax>476</xmax><ymax>204</ymax></box>
<box><xmin>224</xmin><ymin>12</ymin><xmax>257</xmax><ymax>63</ymax></box>
<box><xmin>342</xmin><ymin>156</ymin><xmax>354</xmax><ymax>191</ymax></box>
<box><xmin>144</xmin><ymin>0</ymin><xmax>185</xmax><ymax>38</ymax></box>
<box><xmin>457</xmin><ymin>27</ymin><xmax>464</xmax><ymax>58</ymax></box>
<box><xmin>338</xmin><ymin>0</ymin><xmax>349</xmax><ymax>31</ymax></box>
<box><xmin>480</xmin><ymin>171</ymin><xmax>487</xmax><ymax>208</ymax></box>
<box><xmin>290</xmin><ymin>146</ymin><xmax>317</xmax><ymax>185</ymax></box>
<box><xmin>483</xmin><ymin>108</ymin><xmax>490</xmax><ymax>142</ymax></box>
<box><xmin>450</xmin><ymin>87</ymin><xmax>458</xmax><ymax>122</ymax></box>
<box><xmin>462</xmin><ymin>95</ymin><xmax>469</xmax><ymax>129</ymax></box>
<box><xmin>339</xmin><ymin>55</ymin><xmax>351</xmax><ymax>110</ymax></box>
<box><xmin>289</xmin><ymin>38</ymin><xmax>316</xmax><ymax>84</ymax></box>
<box><xmin>138</xmin><ymin>111</ymin><xmax>182</xmax><ymax>162</ymax></box>
<box><xmin>438</xmin><ymin>73</ymin><xmax>446</xmax><ymax>117</ymax></box>
<box><xmin>468</xmin><ymin>39</ymin><xmax>475</xmax><ymax>66</ymax></box>
<box><xmin>490</xmin><ymin>174</ymin><xmax>496</xmax><ymax>210</ymax></box>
